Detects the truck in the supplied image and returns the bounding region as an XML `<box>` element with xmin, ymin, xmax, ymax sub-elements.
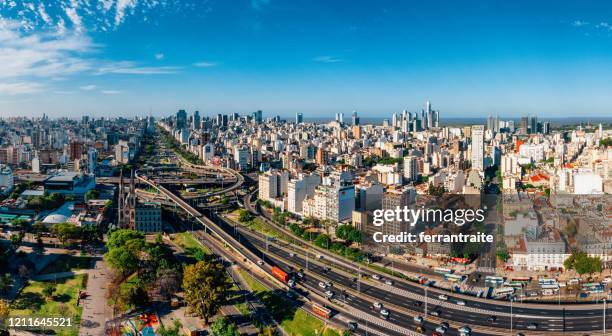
<box><xmin>271</xmin><ymin>266</ymin><xmax>289</xmax><ymax>283</ymax></box>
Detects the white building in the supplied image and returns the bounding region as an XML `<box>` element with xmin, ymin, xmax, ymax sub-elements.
<box><xmin>312</xmin><ymin>183</ymin><xmax>355</xmax><ymax>222</ymax></box>
<box><xmin>403</xmin><ymin>155</ymin><xmax>418</xmax><ymax>182</ymax></box>
<box><xmin>87</xmin><ymin>148</ymin><xmax>98</xmax><ymax>175</ymax></box>
<box><xmin>471</xmin><ymin>125</ymin><xmax>484</xmax><ymax>171</ymax></box>
<box><xmin>573</xmin><ymin>171</ymin><xmax>603</xmax><ymax>194</ymax></box>
<box><xmin>0</xmin><ymin>164</ymin><xmax>14</xmax><ymax>194</ymax></box>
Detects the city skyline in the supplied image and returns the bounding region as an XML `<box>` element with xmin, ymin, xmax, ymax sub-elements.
<box><xmin>1</xmin><ymin>0</ymin><xmax>612</xmax><ymax>118</ymax></box>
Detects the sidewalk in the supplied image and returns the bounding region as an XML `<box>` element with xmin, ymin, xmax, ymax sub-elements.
<box><xmin>79</xmin><ymin>259</ymin><xmax>112</xmax><ymax>336</ymax></box>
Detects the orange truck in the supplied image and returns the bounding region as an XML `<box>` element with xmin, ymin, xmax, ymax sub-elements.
<box><xmin>271</xmin><ymin>266</ymin><xmax>289</xmax><ymax>283</ymax></box>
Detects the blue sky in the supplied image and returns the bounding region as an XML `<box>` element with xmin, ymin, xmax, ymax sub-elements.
<box><xmin>0</xmin><ymin>0</ymin><xmax>611</xmax><ymax>119</ymax></box>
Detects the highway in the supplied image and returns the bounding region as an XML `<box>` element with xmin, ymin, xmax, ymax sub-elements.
<box><xmin>135</xmin><ymin>156</ymin><xmax>611</xmax><ymax>335</ymax></box>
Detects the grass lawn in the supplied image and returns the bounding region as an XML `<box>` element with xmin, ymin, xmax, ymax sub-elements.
<box><xmin>39</xmin><ymin>255</ymin><xmax>94</xmax><ymax>275</ymax></box>
<box><xmin>173</xmin><ymin>232</ymin><xmax>212</xmax><ymax>255</ymax></box>
<box><xmin>10</xmin><ymin>274</ymin><xmax>87</xmax><ymax>336</ymax></box>
<box><xmin>227</xmin><ymin>213</ymin><xmax>291</xmax><ymax>243</ymax></box>
<box><xmin>237</xmin><ymin>270</ymin><xmax>343</xmax><ymax>336</ymax></box>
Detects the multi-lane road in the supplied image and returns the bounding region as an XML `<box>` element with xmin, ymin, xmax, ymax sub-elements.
<box><xmin>136</xmin><ymin>153</ymin><xmax>611</xmax><ymax>335</ymax></box>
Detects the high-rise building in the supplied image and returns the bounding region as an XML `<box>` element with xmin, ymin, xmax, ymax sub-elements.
<box><xmin>192</xmin><ymin>110</ymin><xmax>201</xmax><ymax>130</ymax></box>
<box><xmin>252</xmin><ymin>110</ymin><xmax>263</xmax><ymax>123</ymax></box>
<box><xmin>382</xmin><ymin>186</ymin><xmax>416</xmax><ymax>236</ymax></box>
<box><xmin>87</xmin><ymin>148</ymin><xmax>98</xmax><ymax>175</ymax></box>
<box><xmin>296</xmin><ymin>113</ymin><xmax>304</xmax><ymax>124</ymax></box>
<box><xmin>69</xmin><ymin>140</ymin><xmax>83</xmax><ymax>161</ymax></box>
<box><xmin>520</xmin><ymin>116</ymin><xmax>529</xmax><ymax>135</ymax></box>
<box><xmin>530</xmin><ymin>116</ymin><xmax>538</xmax><ymax>134</ymax></box>
<box><xmin>315</xmin><ymin>148</ymin><xmax>328</xmax><ymax>165</ymax></box>
<box><xmin>403</xmin><ymin>156</ymin><xmax>418</xmax><ymax>182</ymax></box>
<box><xmin>487</xmin><ymin>115</ymin><xmax>495</xmax><ymax>131</ymax></box>
<box><xmin>176</xmin><ymin>109</ymin><xmax>187</xmax><ymax>129</ymax></box>
<box><xmin>471</xmin><ymin>125</ymin><xmax>485</xmax><ymax>171</ymax></box>
<box><xmin>351</xmin><ymin>110</ymin><xmax>360</xmax><ymax>125</ymax></box>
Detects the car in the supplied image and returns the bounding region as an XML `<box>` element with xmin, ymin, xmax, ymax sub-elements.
<box><xmin>325</xmin><ymin>290</ymin><xmax>335</xmax><ymax>298</ymax></box>
<box><xmin>456</xmin><ymin>300</ymin><xmax>466</xmax><ymax>306</ymax></box>
<box><xmin>527</xmin><ymin>323</ymin><xmax>538</xmax><ymax>330</ymax></box>
<box><xmin>458</xmin><ymin>326</ymin><xmax>472</xmax><ymax>335</ymax></box>
<box><xmin>372</xmin><ymin>274</ymin><xmax>381</xmax><ymax>280</ymax></box>
<box><xmin>297</xmin><ymin>270</ymin><xmax>304</xmax><ymax>278</ymax></box>
<box><xmin>413</xmin><ymin>301</ymin><xmax>422</xmax><ymax>307</ymax></box>
<box><xmin>413</xmin><ymin>316</ymin><xmax>423</xmax><ymax>324</ymax></box>
<box><xmin>439</xmin><ymin>322</ymin><xmax>449</xmax><ymax>329</ymax></box>
<box><xmin>257</xmin><ymin>260</ymin><xmax>264</xmax><ymax>266</ymax></box>
<box><xmin>435</xmin><ymin>326</ymin><xmax>447</xmax><ymax>335</ymax></box>
<box><xmin>287</xmin><ymin>279</ymin><xmax>295</xmax><ymax>287</ymax></box>
<box><xmin>286</xmin><ymin>291</ymin><xmax>296</xmax><ymax>299</ymax></box>
<box><xmin>429</xmin><ymin>310</ymin><xmax>440</xmax><ymax>317</ymax></box>
<box><xmin>318</xmin><ymin>282</ymin><xmax>326</xmax><ymax>289</ymax></box>
<box><xmin>325</xmin><ymin>281</ymin><xmax>332</xmax><ymax>287</ymax></box>
<box><xmin>385</xmin><ymin>279</ymin><xmax>394</xmax><ymax>285</ymax></box>
<box><xmin>289</xmin><ymin>252</ymin><xmax>295</xmax><ymax>257</ymax></box>
<box><xmin>379</xmin><ymin>309</ymin><xmax>389</xmax><ymax>319</ymax></box>
<box><xmin>487</xmin><ymin>315</ymin><xmax>497</xmax><ymax>323</ymax></box>
<box><xmin>347</xmin><ymin>322</ymin><xmax>358</xmax><ymax>331</ymax></box>
<box><xmin>438</xmin><ymin>294</ymin><xmax>448</xmax><ymax>301</ymax></box>
<box><xmin>373</xmin><ymin>302</ymin><xmax>382</xmax><ymax>309</ymax></box>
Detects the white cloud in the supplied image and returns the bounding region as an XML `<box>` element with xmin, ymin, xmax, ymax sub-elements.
<box><xmin>115</xmin><ymin>0</ymin><xmax>138</xmax><ymax>26</ymax></box>
<box><xmin>313</xmin><ymin>55</ymin><xmax>341</xmax><ymax>63</ymax></box>
<box><xmin>572</xmin><ymin>20</ymin><xmax>589</xmax><ymax>27</ymax></box>
<box><xmin>0</xmin><ymin>19</ymin><xmax>94</xmax><ymax>80</ymax></box>
<box><xmin>97</xmin><ymin>61</ymin><xmax>180</xmax><ymax>74</ymax></box>
<box><xmin>101</xmin><ymin>89</ymin><xmax>121</xmax><ymax>94</ymax></box>
<box><xmin>193</xmin><ymin>61</ymin><xmax>217</xmax><ymax>67</ymax></box>
<box><xmin>0</xmin><ymin>82</ymin><xmax>43</xmax><ymax>95</ymax></box>
<box><xmin>155</xmin><ymin>53</ymin><xmax>164</xmax><ymax>60</ymax></box>
<box><xmin>80</xmin><ymin>84</ymin><xmax>97</xmax><ymax>90</ymax></box>
<box><xmin>38</xmin><ymin>3</ymin><xmax>52</xmax><ymax>25</ymax></box>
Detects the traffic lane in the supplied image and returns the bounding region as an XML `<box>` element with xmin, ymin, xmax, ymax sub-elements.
<box><xmin>239</xmin><ymin>227</ymin><xmax>612</xmax><ymax>333</ymax></box>
<box><xmin>242</xmin><ymin>231</ymin><xmax>491</xmax><ymax>336</ymax></box>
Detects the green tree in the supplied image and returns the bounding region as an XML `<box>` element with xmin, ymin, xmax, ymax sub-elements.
<box><xmin>116</xmin><ymin>278</ymin><xmax>148</xmax><ymax>311</ymax></box>
<box><xmin>314</xmin><ymin>234</ymin><xmax>331</xmax><ymax>249</ymax></box>
<box><xmin>42</xmin><ymin>283</ymin><xmax>56</xmax><ymax>299</ymax></box>
<box><xmin>210</xmin><ymin>316</ymin><xmax>240</xmax><ymax>336</ymax></box>
<box><xmin>51</xmin><ymin>223</ymin><xmax>80</xmax><ymax>245</ymax></box>
<box><xmin>158</xmin><ymin>320</ymin><xmax>183</xmax><ymax>336</ymax></box>
<box><xmin>238</xmin><ymin>210</ymin><xmax>253</xmax><ymax>223</ymax></box>
<box><xmin>496</xmin><ymin>250</ymin><xmax>510</xmax><ymax>262</ymax></box>
<box><xmin>0</xmin><ymin>274</ymin><xmax>11</xmax><ymax>295</ymax></box>
<box><xmin>182</xmin><ymin>260</ymin><xmax>229</xmax><ymax>324</ymax></box>
<box><xmin>564</xmin><ymin>252</ymin><xmax>603</xmax><ymax>275</ymax></box>
<box><xmin>85</xmin><ymin>189</ymin><xmax>100</xmax><ymax>201</ymax></box>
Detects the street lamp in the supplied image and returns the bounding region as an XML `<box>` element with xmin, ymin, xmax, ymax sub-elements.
<box><xmin>604</xmin><ymin>299</ymin><xmax>607</xmax><ymax>335</ymax></box>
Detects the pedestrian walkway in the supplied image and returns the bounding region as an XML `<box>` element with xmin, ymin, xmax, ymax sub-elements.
<box><xmin>79</xmin><ymin>259</ymin><xmax>112</xmax><ymax>336</ymax></box>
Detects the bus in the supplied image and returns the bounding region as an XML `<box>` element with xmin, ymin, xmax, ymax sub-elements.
<box><xmin>541</xmin><ymin>284</ymin><xmax>560</xmax><ymax>290</ymax></box>
<box><xmin>495</xmin><ymin>287</ymin><xmax>515</xmax><ymax>296</ymax></box>
<box><xmin>538</xmin><ymin>278</ymin><xmax>557</xmax><ymax>286</ymax></box>
<box><xmin>511</xmin><ymin>277</ymin><xmax>531</xmax><ymax>284</ymax></box>
<box><xmin>445</xmin><ymin>273</ymin><xmax>466</xmax><ymax>283</ymax></box>
<box><xmin>485</xmin><ymin>276</ymin><xmax>504</xmax><ymax>286</ymax></box>
<box><xmin>312</xmin><ymin>303</ymin><xmax>332</xmax><ymax>318</ymax></box>
<box><xmin>434</xmin><ymin>267</ymin><xmax>453</xmax><ymax>275</ymax></box>
<box><xmin>582</xmin><ymin>283</ymin><xmax>604</xmax><ymax>293</ymax></box>
<box><xmin>506</xmin><ymin>281</ymin><xmax>525</xmax><ymax>288</ymax></box>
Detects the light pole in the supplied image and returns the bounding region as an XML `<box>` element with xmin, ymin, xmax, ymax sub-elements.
<box><xmin>604</xmin><ymin>299</ymin><xmax>607</xmax><ymax>335</ymax></box>
<box><xmin>424</xmin><ymin>286</ymin><xmax>428</xmax><ymax>316</ymax></box>
<box><xmin>510</xmin><ymin>295</ymin><xmax>513</xmax><ymax>335</ymax></box>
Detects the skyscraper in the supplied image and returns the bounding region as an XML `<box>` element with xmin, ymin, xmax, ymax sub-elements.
<box><xmin>296</xmin><ymin>113</ymin><xmax>303</xmax><ymax>124</ymax></box>
<box><xmin>352</xmin><ymin>110</ymin><xmax>360</xmax><ymax>126</ymax></box>
<box><xmin>176</xmin><ymin>109</ymin><xmax>187</xmax><ymax>129</ymax></box>
<box><xmin>192</xmin><ymin>110</ymin><xmax>201</xmax><ymax>130</ymax></box>
<box><xmin>403</xmin><ymin>156</ymin><xmax>418</xmax><ymax>182</ymax></box>
<box><xmin>471</xmin><ymin>125</ymin><xmax>485</xmax><ymax>171</ymax></box>
<box><xmin>520</xmin><ymin>116</ymin><xmax>529</xmax><ymax>135</ymax></box>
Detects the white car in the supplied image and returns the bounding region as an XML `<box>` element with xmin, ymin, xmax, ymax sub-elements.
<box><xmin>385</xmin><ymin>279</ymin><xmax>393</xmax><ymax>285</ymax></box>
<box><xmin>458</xmin><ymin>326</ymin><xmax>472</xmax><ymax>335</ymax></box>
<box><xmin>379</xmin><ymin>309</ymin><xmax>389</xmax><ymax>318</ymax></box>
<box><xmin>413</xmin><ymin>316</ymin><xmax>423</xmax><ymax>324</ymax></box>
<box><xmin>603</xmin><ymin>277</ymin><xmax>612</xmax><ymax>284</ymax></box>
<box><xmin>287</xmin><ymin>279</ymin><xmax>295</xmax><ymax>288</ymax></box>
<box><xmin>373</xmin><ymin>302</ymin><xmax>383</xmax><ymax>309</ymax></box>
<box><xmin>527</xmin><ymin>323</ymin><xmax>537</xmax><ymax>330</ymax></box>
<box><xmin>257</xmin><ymin>260</ymin><xmax>264</xmax><ymax>266</ymax></box>
<box><xmin>435</xmin><ymin>326</ymin><xmax>447</xmax><ymax>334</ymax></box>
<box><xmin>438</xmin><ymin>294</ymin><xmax>448</xmax><ymax>301</ymax></box>
<box><xmin>372</xmin><ymin>274</ymin><xmax>381</xmax><ymax>280</ymax></box>
<box><xmin>318</xmin><ymin>282</ymin><xmax>326</xmax><ymax>289</ymax></box>
<box><xmin>456</xmin><ymin>300</ymin><xmax>466</xmax><ymax>306</ymax></box>
<box><xmin>325</xmin><ymin>290</ymin><xmax>335</xmax><ymax>298</ymax></box>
